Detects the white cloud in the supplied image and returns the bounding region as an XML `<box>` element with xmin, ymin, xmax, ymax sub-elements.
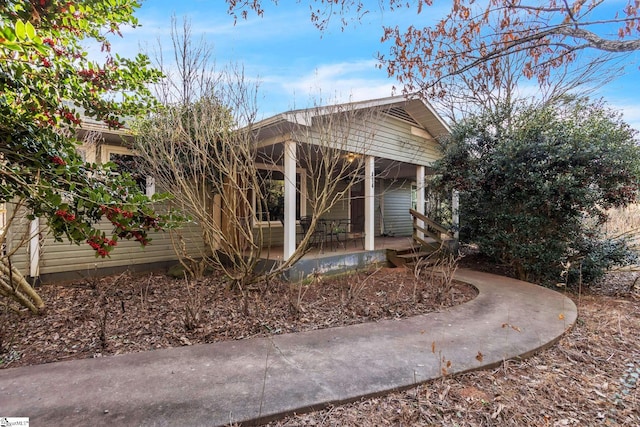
<box><xmin>273</xmin><ymin>60</ymin><xmax>396</xmax><ymax>108</ymax></box>
<box><xmin>609</xmin><ymin>102</ymin><xmax>640</xmax><ymax>133</ymax></box>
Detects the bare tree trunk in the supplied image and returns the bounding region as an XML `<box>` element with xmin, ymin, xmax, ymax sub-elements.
<box><xmin>0</xmin><ymin>259</ymin><xmax>44</xmax><ymax>314</ymax></box>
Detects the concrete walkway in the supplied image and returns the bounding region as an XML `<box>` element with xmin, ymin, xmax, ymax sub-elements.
<box><xmin>0</xmin><ymin>269</ymin><xmax>577</xmax><ymax>426</ymax></box>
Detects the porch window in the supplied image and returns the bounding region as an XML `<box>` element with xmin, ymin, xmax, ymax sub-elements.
<box><xmin>411</xmin><ymin>184</ymin><xmax>417</xmax><ymax>211</ymax></box>
<box><xmin>255</xmin><ymin>165</ymin><xmax>307</xmax><ymax>225</ymax></box>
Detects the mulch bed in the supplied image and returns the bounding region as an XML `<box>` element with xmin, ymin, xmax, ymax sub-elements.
<box><xmin>1</xmin><ymin>259</ymin><xmax>638</xmax><ymax>426</ymax></box>
<box><xmin>0</xmin><ymin>266</ymin><xmax>475</xmax><ymax>368</ymax></box>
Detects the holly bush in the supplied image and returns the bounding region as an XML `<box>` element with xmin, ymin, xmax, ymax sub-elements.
<box><xmin>431</xmin><ymin>98</ymin><xmax>640</xmax><ymax>285</ymax></box>
<box><xmin>1</xmin><ymin>1</ymin><xmax>176</xmax><ymax>257</ymax></box>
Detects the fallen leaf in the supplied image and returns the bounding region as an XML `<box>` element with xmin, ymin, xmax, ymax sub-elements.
<box><xmin>501</xmin><ymin>323</ymin><xmax>521</xmax><ymax>332</ymax></box>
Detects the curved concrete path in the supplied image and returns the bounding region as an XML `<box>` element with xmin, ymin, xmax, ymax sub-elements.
<box><xmin>0</xmin><ymin>269</ymin><xmax>577</xmax><ymax>426</ymax></box>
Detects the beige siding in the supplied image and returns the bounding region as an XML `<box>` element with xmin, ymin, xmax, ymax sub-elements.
<box><xmin>29</xmin><ymin>139</ymin><xmax>209</xmax><ymax>277</ymax></box>
<box><xmin>322</xmin><ymin>180</ymin><xmax>350</xmax><ymax>221</ymax></box>
<box><xmin>380</xmin><ymin>180</ymin><xmax>414</xmax><ymax>237</ymax></box>
<box><xmin>2</xmin><ymin>200</ymin><xmax>205</xmax><ymax>278</ymax></box>
<box><xmin>38</xmin><ymin>214</ymin><xmax>205</xmax><ymax>276</ymax></box>
<box><xmin>3</xmin><ymin>202</ymin><xmax>31</xmax><ymax>275</ymax></box>
<box><xmin>3</xmin><ymin>202</ymin><xmax>208</xmax><ymax>279</ymax></box>
<box><xmin>297</xmin><ymin>115</ymin><xmax>442</xmax><ymax>167</ymax></box>
<box><xmin>255</xmin><ymin>224</ymin><xmax>284</xmax><ymax>247</ymax></box>
<box><xmin>367</xmin><ymin>117</ymin><xmax>442</xmax><ymax>166</ymax></box>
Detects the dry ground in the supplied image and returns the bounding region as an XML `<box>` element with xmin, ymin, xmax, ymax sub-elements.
<box><xmin>266</xmin><ymin>273</ymin><xmax>640</xmax><ymax>426</ymax></box>
<box><xmin>0</xmin><ymin>259</ymin><xmax>638</xmax><ymax>426</ymax></box>
<box><xmin>0</xmin><ymin>265</ymin><xmax>474</xmax><ymax>368</ymax></box>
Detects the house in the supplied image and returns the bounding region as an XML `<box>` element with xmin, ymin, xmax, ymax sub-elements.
<box><xmin>2</xmin><ymin>95</ymin><xmax>453</xmax><ymax>283</ymax></box>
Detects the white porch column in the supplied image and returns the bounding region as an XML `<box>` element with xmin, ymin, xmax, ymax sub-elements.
<box><xmin>452</xmin><ymin>190</ymin><xmax>460</xmax><ymax>240</ymax></box>
<box><xmin>416</xmin><ymin>165</ymin><xmax>425</xmax><ymax>240</ymax></box>
<box><xmin>364</xmin><ymin>155</ymin><xmax>375</xmax><ymax>250</ymax></box>
<box><xmin>283</xmin><ymin>139</ymin><xmax>297</xmax><ymax>259</ymax></box>
<box><xmin>29</xmin><ymin>218</ymin><xmax>40</xmax><ymax>279</ymax></box>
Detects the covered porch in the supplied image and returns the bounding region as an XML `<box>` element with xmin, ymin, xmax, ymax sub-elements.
<box><xmin>247</xmin><ymin>95</ymin><xmax>455</xmax><ymax>278</ymax></box>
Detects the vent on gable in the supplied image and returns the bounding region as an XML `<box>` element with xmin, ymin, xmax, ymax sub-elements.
<box><xmin>385</xmin><ymin>106</ymin><xmax>420</xmax><ymax>126</ymax></box>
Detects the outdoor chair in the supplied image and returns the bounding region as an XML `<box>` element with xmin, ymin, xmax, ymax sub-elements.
<box><xmin>324</xmin><ymin>220</ymin><xmax>347</xmax><ymax>251</ymax></box>
<box><xmin>345</xmin><ymin>216</ymin><xmax>365</xmax><ymax>249</ymax></box>
<box><xmin>298</xmin><ymin>216</ymin><xmax>324</xmax><ymax>249</ymax></box>
<box><xmin>346</xmin><ymin>231</ymin><xmax>365</xmax><ymax>249</ymax></box>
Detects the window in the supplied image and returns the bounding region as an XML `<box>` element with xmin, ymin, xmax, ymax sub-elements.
<box><xmin>255</xmin><ymin>164</ymin><xmax>306</xmax><ymax>225</ymax></box>
<box><xmin>257</xmin><ymin>169</ymin><xmax>285</xmax><ymax>222</ymax></box>
<box><xmin>110</xmin><ymin>153</ymin><xmax>150</xmax><ymax>195</ymax></box>
<box><xmin>411</xmin><ymin>184</ymin><xmax>417</xmax><ymax>211</ymax></box>
<box><xmin>101</xmin><ymin>146</ymin><xmax>155</xmax><ymax>197</ymax></box>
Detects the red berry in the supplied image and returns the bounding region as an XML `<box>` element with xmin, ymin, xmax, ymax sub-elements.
<box><xmin>52</xmin><ymin>156</ymin><xmax>66</xmax><ymax>166</ymax></box>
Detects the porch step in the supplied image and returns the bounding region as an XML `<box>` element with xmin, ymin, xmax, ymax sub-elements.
<box><xmin>386</xmin><ymin>247</ymin><xmax>435</xmax><ymax>268</ymax></box>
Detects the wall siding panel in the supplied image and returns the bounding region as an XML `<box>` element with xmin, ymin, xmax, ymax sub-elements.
<box><xmin>297</xmin><ymin>115</ymin><xmax>442</xmax><ymax>167</ymax></box>
<box><xmin>3</xmin><ymin>202</ymin><xmax>31</xmax><ymax>275</ymax></box>
<box><xmin>38</xmin><ymin>214</ymin><xmax>206</xmax><ymax>276</ymax></box>
<box><xmin>380</xmin><ymin>180</ymin><xmax>414</xmax><ymax>237</ymax></box>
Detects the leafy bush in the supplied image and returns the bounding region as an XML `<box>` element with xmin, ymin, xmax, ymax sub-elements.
<box><xmin>569</xmin><ymin>233</ymin><xmax>639</xmax><ymax>284</ymax></box>
<box><xmin>431</xmin><ymin>98</ymin><xmax>640</xmax><ymax>285</ymax></box>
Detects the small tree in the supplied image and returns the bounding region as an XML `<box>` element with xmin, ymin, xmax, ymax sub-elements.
<box><xmin>133</xmin><ymin>18</ymin><xmax>383</xmax><ymax>291</ymax></box>
<box><xmin>431</xmin><ymin>98</ymin><xmax>640</xmax><ymax>284</ymax></box>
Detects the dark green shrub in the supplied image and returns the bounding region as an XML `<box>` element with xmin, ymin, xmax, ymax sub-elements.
<box><xmin>569</xmin><ymin>233</ymin><xmax>639</xmax><ymax>284</ymax></box>
<box><xmin>431</xmin><ymin>99</ymin><xmax>640</xmax><ymax>285</ymax></box>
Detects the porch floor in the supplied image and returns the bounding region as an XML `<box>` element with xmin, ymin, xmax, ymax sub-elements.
<box><xmin>258</xmin><ymin>236</ymin><xmax>416</xmax><ymax>261</ymax></box>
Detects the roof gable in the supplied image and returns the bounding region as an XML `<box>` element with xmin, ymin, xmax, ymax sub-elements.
<box><xmin>252</xmin><ymin>95</ymin><xmax>450</xmax><ymax>142</ymax></box>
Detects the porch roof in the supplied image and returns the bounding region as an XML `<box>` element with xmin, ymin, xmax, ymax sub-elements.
<box><xmin>251</xmin><ymin>94</ymin><xmax>450</xmax><ymax>144</ymax></box>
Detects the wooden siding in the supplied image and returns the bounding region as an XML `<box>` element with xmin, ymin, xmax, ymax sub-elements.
<box><xmin>38</xmin><ymin>212</ymin><xmax>206</xmax><ymax>276</ymax></box>
<box><xmin>322</xmin><ymin>181</ymin><xmax>350</xmax><ymax>221</ymax></box>
<box><xmin>380</xmin><ymin>179</ymin><xmax>414</xmax><ymax>237</ymax></box>
<box><xmin>2</xmin><ymin>200</ymin><xmax>206</xmax><ymax>278</ymax></box>
<box><xmin>366</xmin><ymin>115</ymin><xmax>442</xmax><ymax>166</ymax></box>
<box><xmin>296</xmin><ymin>114</ymin><xmax>442</xmax><ymax>168</ymax></box>
<box><xmin>255</xmin><ymin>224</ymin><xmax>284</xmax><ymax>247</ymax></box>
<box><xmin>3</xmin><ymin>202</ymin><xmax>31</xmax><ymax>275</ymax></box>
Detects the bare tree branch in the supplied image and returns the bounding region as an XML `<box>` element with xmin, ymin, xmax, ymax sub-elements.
<box><xmin>555</xmin><ymin>26</ymin><xmax>640</xmax><ymax>52</ymax></box>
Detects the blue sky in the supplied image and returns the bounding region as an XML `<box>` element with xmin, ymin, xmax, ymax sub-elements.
<box><xmin>109</xmin><ymin>1</ymin><xmax>640</xmax><ymax>130</ymax></box>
